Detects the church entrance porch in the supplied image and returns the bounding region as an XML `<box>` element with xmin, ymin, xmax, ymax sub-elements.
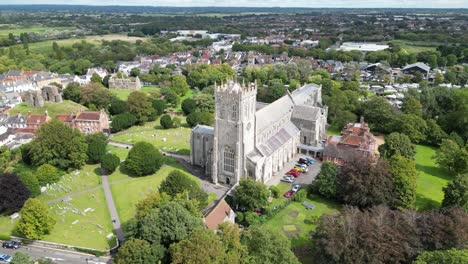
<box><xmin>264</xmin><ymin>154</ymin><xmax>322</xmax><ymax>187</ymax></box>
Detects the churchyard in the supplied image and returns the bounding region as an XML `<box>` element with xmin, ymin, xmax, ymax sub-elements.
<box><xmin>9</xmin><ymin>100</ymin><xmax>87</xmax><ymax>118</ymax></box>
<box><xmin>111</xmin><ymin>116</ymin><xmax>192</xmax><ymax>155</ymax></box>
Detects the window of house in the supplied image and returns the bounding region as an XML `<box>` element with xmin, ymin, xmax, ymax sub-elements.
<box><xmin>223</xmin><ymin>146</ymin><xmax>235</xmax><ymax>174</ymax></box>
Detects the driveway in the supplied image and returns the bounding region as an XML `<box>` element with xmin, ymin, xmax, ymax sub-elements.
<box><xmin>265</xmin><ymin>154</ymin><xmax>322</xmax><ymax>186</ymax></box>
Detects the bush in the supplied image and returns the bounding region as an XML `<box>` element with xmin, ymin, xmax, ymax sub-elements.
<box><xmin>0</xmin><ymin>234</ymin><xmax>11</xmax><ymax>240</ymax></box>
<box><xmin>159</xmin><ymin>170</ymin><xmax>208</xmax><ymax>209</ymax></box>
<box><xmin>292</xmin><ymin>189</ymin><xmax>307</xmax><ymax>202</ymax></box>
<box><xmin>236</xmin><ymin>212</ymin><xmax>244</xmax><ymax>223</ymax></box>
<box><xmin>17</xmin><ymin>172</ymin><xmax>40</xmax><ymax>197</ymax></box>
<box><xmin>86</xmin><ymin>133</ymin><xmax>108</xmax><ymax>164</ymax></box>
<box><xmin>111</xmin><ymin>113</ymin><xmax>137</xmax><ymax>133</ymax></box>
<box><xmin>160</xmin><ymin>114</ymin><xmax>173</xmax><ymax>129</ymax></box>
<box><xmin>245</xmin><ymin>211</ymin><xmax>261</xmax><ymax>226</ymax></box>
<box><xmin>36</xmin><ymin>164</ymin><xmax>60</xmax><ymax>187</ymax></box>
<box><xmin>152</xmin><ymin>99</ymin><xmax>166</xmax><ymax>116</ymax></box>
<box><xmin>186</xmin><ymin>111</ymin><xmax>214</xmax><ymax>127</ymax></box>
<box><xmin>269</xmin><ymin>186</ymin><xmax>280</xmax><ymax>198</ymax></box>
<box><xmin>123</xmin><ymin>142</ymin><xmax>164</xmax><ymax>176</ymax></box>
<box><xmin>181</xmin><ymin>98</ymin><xmax>197</xmax><ymax>115</ymax></box>
<box><xmin>172</xmin><ymin>117</ymin><xmax>182</xmax><ymax>128</ymax></box>
<box><xmin>101</xmin><ymin>153</ymin><xmax>120</xmax><ymax>174</ymax></box>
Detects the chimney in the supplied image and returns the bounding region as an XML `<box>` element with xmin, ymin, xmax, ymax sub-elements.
<box><xmin>360</xmin><ymin>116</ymin><xmax>365</xmax><ymax>127</ymax></box>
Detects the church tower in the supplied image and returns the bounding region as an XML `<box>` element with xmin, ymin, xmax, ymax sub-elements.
<box><xmin>212</xmin><ymin>79</ymin><xmax>257</xmax><ymax>186</ymax></box>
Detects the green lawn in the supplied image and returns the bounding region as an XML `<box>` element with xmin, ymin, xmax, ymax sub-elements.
<box><xmin>0</xmin><ymin>26</ymin><xmax>75</xmax><ymax>37</ymax></box>
<box><xmin>415</xmin><ymin>145</ymin><xmax>454</xmax><ymax>211</ymax></box>
<box><xmin>9</xmin><ymin>101</ymin><xmax>87</xmax><ymax>119</ymax></box>
<box><xmin>110</xmin><ymin>166</ymin><xmax>196</xmax><ymax>223</ymax></box>
<box><xmin>106</xmin><ymin>145</ymin><xmax>129</xmax><ymax>160</ymax></box>
<box><xmin>387</xmin><ymin>40</ymin><xmax>438</xmax><ymax>54</ymax></box>
<box><xmin>111</xmin><ymin>116</ymin><xmax>191</xmax><ymax>154</ymax></box>
<box><xmin>110</xmin><ymin>86</ymin><xmax>160</xmax><ymax>101</ymax></box>
<box><xmin>326</xmin><ymin>125</ymin><xmax>341</xmax><ymax>136</ymax></box>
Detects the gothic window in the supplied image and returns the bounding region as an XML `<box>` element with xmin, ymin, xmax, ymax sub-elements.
<box><xmin>231</xmin><ymin>103</ymin><xmax>238</xmax><ymax>121</ymax></box>
<box><xmin>223</xmin><ymin>146</ymin><xmax>235</xmax><ymax>174</ymax></box>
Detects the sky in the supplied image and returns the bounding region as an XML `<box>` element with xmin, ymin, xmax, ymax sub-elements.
<box><xmin>4</xmin><ymin>1</ymin><xmax>468</xmax><ymax>8</ymax></box>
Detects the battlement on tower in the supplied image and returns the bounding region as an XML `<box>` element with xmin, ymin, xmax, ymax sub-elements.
<box><xmin>215</xmin><ymin>79</ymin><xmax>257</xmax><ymax>96</ymax></box>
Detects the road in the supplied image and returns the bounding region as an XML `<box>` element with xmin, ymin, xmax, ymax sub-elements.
<box><xmin>0</xmin><ymin>245</ymin><xmax>111</xmax><ymax>264</ymax></box>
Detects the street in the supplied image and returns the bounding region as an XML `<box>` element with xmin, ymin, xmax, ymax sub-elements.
<box><xmin>0</xmin><ymin>244</ymin><xmax>111</xmax><ymax>264</ymax></box>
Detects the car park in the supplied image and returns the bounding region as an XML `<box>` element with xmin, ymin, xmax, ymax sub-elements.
<box><xmin>292</xmin><ymin>184</ymin><xmax>301</xmax><ymax>192</ymax></box>
<box><xmin>293</xmin><ymin>166</ymin><xmax>306</xmax><ymax>173</ymax></box>
<box><xmin>2</xmin><ymin>241</ymin><xmax>20</xmax><ymax>250</ymax></box>
<box><xmin>0</xmin><ymin>254</ymin><xmax>12</xmax><ymax>263</ymax></box>
<box><xmin>281</xmin><ymin>176</ymin><xmax>294</xmax><ymax>183</ymax></box>
<box><xmin>302</xmin><ymin>157</ymin><xmax>315</xmax><ymax>164</ymax></box>
<box><xmin>284</xmin><ymin>190</ymin><xmax>295</xmax><ymax>198</ymax></box>
<box><xmin>286</xmin><ymin>169</ymin><xmax>301</xmax><ymax>177</ymax></box>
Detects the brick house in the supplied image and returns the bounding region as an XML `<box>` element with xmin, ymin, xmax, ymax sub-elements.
<box><xmin>322</xmin><ymin>117</ymin><xmax>376</xmax><ymax>165</ymax></box>
<box><xmin>203</xmin><ymin>199</ymin><xmax>236</xmax><ymax>231</ymax></box>
<box><xmin>56</xmin><ymin>110</ymin><xmax>109</xmax><ymax>135</ymax></box>
<box><xmin>24</xmin><ymin>112</ymin><xmax>51</xmax><ymax>133</ymax></box>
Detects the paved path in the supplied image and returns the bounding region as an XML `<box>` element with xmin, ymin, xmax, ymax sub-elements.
<box><xmin>101</xmin><ymin>169</ymin><xmax>125</xmax><ymax>243</ymax></box>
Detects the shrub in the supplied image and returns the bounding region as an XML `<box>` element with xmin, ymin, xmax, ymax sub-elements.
<box><xmin>244</xmin><ymin>211</ymin><xmax>261</xmax><ymax>226</ymax></box>
<box><xmin>152</xmin><ymin>99</ymin><xmax>166</xmax><ymax>116</ymax></box>
<box><xmin>181</xmin><ymin>98</ymin><xmax>197</xmax><ymax>115</ymax></box>
<box><xmin>17</xmin><ymin>172</ymin><xmax>40</xmax><ymax>197</ymax></box>
<box><xmin>123</xmin><ymin>142</ymin><xmax>164</xmax><ymax>176</ymax></box>
<box><xmin>101</xmin><ymin>153</ymin><xmax>120</xmax><ymax>174</ymax></box>
<box><xmin>236</xmin><ymin>212</ymin><xmax>244</xmax><ymax>223</ymax></box>
<box><xmin>269</xmin><ymin>186</ymin><xmax>280</xmax><ymax>198</ymax></box>
<box><xmin>111</xmin><ymin>113</ymin><xmax>137</xmax><ymax>133</ymax></box>
<box><xmin>16</xmin><ymin>198</ymin><xmax>55</xmax><ymax>239</ymax></box>
<box><xmin>36</xmin><ymin>164</ymin><xmax>60</xmax><ymax>187</ymax></box>
<box><xmin>292</xmin><ymin>189</ymin><xmax>307</xmax><ymax>202</ymax></box>
<box><xmin>172</xmin><ymin>117</ymin><xmax>182</xmax><ymax>128</ymax></box>
<box><xmin>86</xmin><ymin>133</ymin><xmax>108</xmax><ymax>164</ymax></box>
<box><xmin>160</xmin><ymin>114</ymin><xmax>173</xmax><ymax>129</ymax></box>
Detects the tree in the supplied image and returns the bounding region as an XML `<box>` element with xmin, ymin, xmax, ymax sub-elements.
<box><xmin>413</xmin><ymin>249</ymin><xmax>468</xmax><ymax>264</ymax></box>
<box><xmin>181</xmin><ymin>98</ymin><xmax>197</xmax><ymax>115</ymax></box>
<box><xmin>29</xmin><ymin>121</ymin><xmax>87</xmax><ymax>170</ymax></box>
<box><xmin>311</xmin><ymin>161</ymin><xmax>339</xmax><ymax>199</ymax></box>
<box><xmin>244</xmin><ymin>211</ymin><xmax>261</xmax><ymax>226</ymax></box>
<box><xmin>169</xmin><ymin>75</ymin><xmax>189</xmax><ymax>96</ymax></box>
<box><xmin>172</xmin><ymin>117</ymin><xmax>182</xmax><ymax>128</ymax></box>
<box><xmin>138</xmin><ymin>201</ymin><xmax>203</xmax><ymax>246</ymax></box>
<box><xmin>127</xmin><ymin>91</ymin><xmax>155</xmax><ymax>124</ymax></box>
<box><xmin>446</xmin><ymin>54</ymin><xmax>458</xmax><ymax>67</ymax></box>
<box><xmin>80</xmin><ymin>83</ymin><xmax>111</xmax><ymax>109</ymax></box>
<box><xmin>425</xmin><ymin>119</ymin><xmax>448</xmax><ymax>146</ymax></box>
<box><xmin>242</xmin><ymin>226</ymin><xmax>300</xmax><ymax>264</ymax></box>
<box><xmin>152</xmin><ymin>99</ymin><xmax>166</xmax><ymax>116</ymax></box>
<box><xmin>123</xmin><ymin>142</ymin><xmax>164</xmax><ymax>176</ymax></box>
<box><xmin>186</xmin><ymin>111</ymin><xmax>214</xmax><ymax>127</ymax></box>
<box><xmin>16</xmin><ymin>198</ymin><xmax>55</xmax><ymax>239</ymax></box>
<box><xmin>109</xmin><ymin>97</ymin><xmax>128</xmax><ymax>115</ymax></box>
<box><xmin>0</xmin><ymin>173</ymin><xmax>30</xmax><ymax>214</ymax></box>
<box><xmin>442</xmin><ymin>174</ymin><xmax>468</xmax><ymax>211</ymax></box>
<box><xmin>338</xmin><ymin>158</ymin><xmax>396</xmax><ymax>208</ymax></box>
<box><xmin>36</xmin><ymin>164</ymin><xmax>60</xmax><ymax>187</ymax></box>
<box><xmin>379</xmin><ymin>132</ymin><xmax>416</xmax><ymax>160</ymax></box>
<box><xmin>401</xmin><ymin>97</ymin><xmax>423</xmax><ymax>116</ymax></box>
<box><xmin>359</xmin><ymin>96</ymin><xmax>395</xmax><ymax>133</ymax></box>
<box><xmin>115</xmin><ymin>239</ymin><xmax>160</xmax><ymax>264</ymax></box>
<box><xmin>111</xmin><ymin>113</ymin><xmax>137</xmax><ymax>133</ymax></box>
<box><xmin>159</xmin><ymin>170</ymin><xmax>208</xmax><ymax>208</ymax></box>
<box><xmin>90</xmin><ymin>73</ymin><xmax>102</xmax><ymax>83</ymax></box>
<box><xmin>16</xmin><ymin>172</ymin><xmax>40</xmax><ymax>198</ymax></box>
<box><xmin>389</xmin><ymin>155</ymin><xmax>418</xmax><ymax>209</ymax></box>
<box><xmin>72</xmin><ymin>59</ymin><xmax>91</xmax><ymax>75</ymax></box>
<box><xmin>394</xmin><ymin>114</ymin><xmax>428</xmax><ymax>143</ymax></box>
<box><xmin>170</xmin><ymin>229</ymin><xmax>226</xmax><ymax>264</ymax></box>
<box><xmin>11</xmin><ymin>252</ymin><xmax>34</xmax><ymax>264</ymax></box>
<box><xmin>101</xmin><ymin>153</ymin><xmax>120</xmax><ymax>174</ymax></box>
<box><xmin>436</xmin><ymin>139</ymin><xmax>468</xmax><ymax>174</ymax></box>
<box><xmin>62</xmin><ymin>82</ymin><xmax>81</xmax><ymax>103</ymax></box>
<box><xmin>86</xmin><ymin>133</ymin><xmax>108</xmax><ymax>164</ymax></box>
<box><xmin>194</xmin><ymin>94</ymin><xmax>215</xmax><ymax>113</ymax></box>
<box><xmin>235</xmin><ymin>178</ymin><xmax>269</xmax><ymax>210</ymax></box>
<box><xmin>161</xmin><ymin>87</ymin><xmax>180</xmax><ymax>107</ymax></box>
<box><xmin>129</xmin><ymin>67</ymin><xmax>141</xmax><ymax>77</ymax></box>
<box><xmin>159</xmin><ymin>114</ymin><xmax>173</xmax><ymax>129</ymax></box>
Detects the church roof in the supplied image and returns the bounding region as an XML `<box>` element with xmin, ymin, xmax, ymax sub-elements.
<box><xmin>255</xmin><ymin>95</ymin><xmax>295</xmax><ymax>133</ymax></box>
<box><xmin>192</xmin><ymin>125</ymin><xmax>214</xmax><ymax>135</ymax></box>
<box><xmin>291</xmin><ymin>84</ymin><xmax>320</xmax><ymax>105</ymax></box>
<box><xmin>292</xmin><ymin>105</ymin><xmax>321</xmax><ymax>121</ymax></box>
<box><xmin>256</xmin><ymin>121</ymin><xmax>300</xmax><ymax>157</ymax></box>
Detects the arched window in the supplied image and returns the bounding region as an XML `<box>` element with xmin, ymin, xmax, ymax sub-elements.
<box><xmin>223</xmin><ymin>146</ymin><xmax>235</xmax><ymax>174</ymax></box>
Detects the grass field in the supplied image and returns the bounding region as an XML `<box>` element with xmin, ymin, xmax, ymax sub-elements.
<box><xmin>0</xmin><ymin>26</ymin><xmax>75</xmax><ymax>37</ymax></box>
<box><xmin>387</xmin><ymin>40</ymin><xmax>438</xmax><ymax>54</ymax></box>
<box><xmin>110</xmin><ymin>86</ymin><xmax>160</xmax><ymax>101</ymax></box>
<box><xmin>110</xmin><ymin>166</ymin><xmax>195</xmax><ymax>223</ymax></box>
<box><xmin>9</xmin><ymin>100</ymin><xmax>87</xmax><ymax>118</ymax></box>
<box><xmin>414</xmin><ymin>145</ymin><xmax>453</xmax><ymax>211</ymax></box>
<box><xmin>112</xmin><ymin>116</ymin><xmax>191</xmax><ymax>154</ymax></box>
<box><xmin>106</xmin><ymin>145</ymin><xmax>129</xmax><ymax>160</ymax></box>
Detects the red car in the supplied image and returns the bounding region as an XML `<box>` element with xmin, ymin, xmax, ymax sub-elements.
<box><xmin>286</xmin><ymin>169</ymin><xmax>301</xmax><ymax>177</ymax></box>
<box><xmin>284</xmin><ymin>190</ymin><xmax>296</xmax><ymax>198</ymax></box>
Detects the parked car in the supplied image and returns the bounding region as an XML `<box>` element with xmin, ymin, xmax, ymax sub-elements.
<box><xmin>298</xmin><ymin>158</ymin><xmax>310</xmax><ymax>165</ymax></box>
<box><xmin>302</xmin><ymin>157</ymin><xmax>315</xmax><ymax>164</ymax></box>
<box><xmin>295</xmin><ymin>163</ymin><xmax>307</xmax><ymax>169</ymax></box>
<box><xmin>286</xmin><ymin>169</ymin><xmax>301</xmax><ymax>177</ymax></box>
<box><xmin>0</xmin><ymin>254</ymin><xmax>12</xmax><ymax>263</ymax></box>
<box><xmin>292</xmin><ymin>184</ymin><xmax>301</xmax><ymax>192</ymax></box>
<box><xmin>294</xmin><ymin>166</ymin><xmax>306</xmax><ymax>173</ymax></box>
<box><xmin>2</xmin><ymin>241</ymin><xmax>20</xmax><ymax>250</ymax></box>
<box><xmin>281</xmin><ymin>176</ymin><xmax>294</xmax><ymax>183</ymax></box>
<box><xmin>284</xmin><ymin>190</ymin><xmax>296</xmax><ymax>198</ymax></box>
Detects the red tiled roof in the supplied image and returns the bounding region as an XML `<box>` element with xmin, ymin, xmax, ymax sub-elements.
<box><xmin>76</xmin><ymin>112</ymin><xmax>101</xmax><ymax>121</ymax></box>
<box><xmin>26</xmin><ymin>114</ymin><xmax>48</xmax><ymax>124</ymax></box>
<box><xmin>340</xmin><ymin>134</ymin><xmax>363</xmax><ymax>147</ymax></box>
<box><xmin>15</xmin><ymin>128</ymin><xmax>36</xmax><ymax>134</ymax></box>
<box><xmin>204</xmin><ymin>199</ymin><xmax>234</xmax><ymax>231</ymax></box>
<box><xmin>56</xmin><ymin>114</ymin><xmax>75</xmax><ymax>122</ymax></box>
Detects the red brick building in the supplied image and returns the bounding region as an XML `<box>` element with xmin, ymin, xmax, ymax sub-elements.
<box><xmin>56</xmin><ymin>110</ymin><xmax>109</xmax><ymax>134</ymax></box>
<box><xmin>322</xmin><ymin>117</ymin><xmax>376</xmax><ymax>165</ymax></box>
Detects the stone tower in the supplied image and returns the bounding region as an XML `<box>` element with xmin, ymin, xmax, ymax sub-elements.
<box><xmin>212</xmin><ymin>80</ymin><xmax>257</xmax><ymax>186</ymax></box>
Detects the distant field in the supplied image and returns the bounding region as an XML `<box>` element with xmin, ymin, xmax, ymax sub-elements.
<box><xmin>0</xmin><ymin>25</ymin><xmax>75</xmax><ymax>37</ymax></box>
<box><xmin>9</xmin><ymin>100</ymin><xmax>87</xmax><ymax>118</ymax></box>
<box><xmin>27</xmin><ymin>34</ymin><xmax>148</xmax><ymax>53</ymax></box>
<box><xmin>110</xmin><ymin>86</ymin><xmax>159</xmax><ymax>101</ymax></box>
<box><xmin>388</xmin><ymin>40</ymin><xmax>438</xmax><ymax>54</ymax></box>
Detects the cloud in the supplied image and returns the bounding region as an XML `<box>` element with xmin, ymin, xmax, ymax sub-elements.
<box><xmin>7</xmin><ymin>0</ymin><xmax>468</xmax><ymax>8</ymax></box>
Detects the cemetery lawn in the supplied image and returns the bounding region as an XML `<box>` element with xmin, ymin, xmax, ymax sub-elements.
<box><xmin>43</xmin><ymin>189</ymin><xmax>113</xmax><ymax>250</ymax></box>
<box><xmin>9</xmin><ymin>101</ymin><xmax>87</xmax><ymax>118</ymax></box>
<box><xmin>112</xmin><ymin>117</ymin><xmax>191</xmax><ymax>155</ymax></box>
<box><xmin>106</xmin><ymin>145</ymin><xmax>129</xmax><ymax>160</ymax></box>
<box><xmin>415</xmin><ymin>145</ymin><xmax>454</xmax><ymax>211</ymax></box>
<box><xmin>111</xmin><ymin>166</ymin><xmax>197</xmax><ymax>223</ymax></box>
<box><xmin>110</xmin><ymin>86</ymin><xmax>160</xmax><ymax>101</ymax></box>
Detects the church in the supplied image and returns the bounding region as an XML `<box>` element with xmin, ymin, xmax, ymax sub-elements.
<box><xmin>190</xmin><ymin>80</ymin><xmax>328</xmax><ymax>186</ymax></box>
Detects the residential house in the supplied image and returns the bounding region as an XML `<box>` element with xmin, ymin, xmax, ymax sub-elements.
<box><xmin>73</xmin><ymin>110</ymin><xmax>110</xmax><ymax>134</ymax></box>
<box><xmin>203</xmin><ymin>199</ymin><xmax>236</xmax><ymax>231</ymax></box>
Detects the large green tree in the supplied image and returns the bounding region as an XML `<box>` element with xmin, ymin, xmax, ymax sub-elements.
<box><xmin>115</xmin><ymin>239</ymin><xmax>161</xmax><ymax>264</ymax></box>
<box><xmin>379</xmin><ymin>132</ymin><xmax>416</xmax><ymax>160</ymax></box>
<box><xmin>311</xmin><ymin>161</ymin><xmax>339</xmax><ymax>199</ymax></box>
<box><xmin>394</xmin><ymin>114</ymin><xmax>428</xmax><ymax>143</ymax></box>
<box><xmin>85</xmin><ymin>132</ymin><xmax>108</xmax><ymax>164</ymax></box>
<box><xmin>123</xmin><ymin>142</ymin><xmax>164</xmax><ymax>176</ymax></box>
<box><xmin>389</xmin><ymin>155</ymin><xmax>418</xmax><ymax>209</ymax></box>
<box><xmin>127</xmin><ymin>91</ymin><xmax>155</xmax><ymax>124</ymax></box>
<box><xmin>159</xmin><ymin>170</ymin><xmax>208</xmax><ymax>209</ymax></box>
<box><xmin>436</xmin><ymin>139</ymin><xmax>468</xmax><ymax>174</ymax></box>
<box><xmin>413</xmin><ymin>249</ymin><xmax>468</xmax><ymax>264</ymax></box>
<box><xmin>170</xmin><ymin>229</ymin><xmax>226</xmax><ymax>264</ymax></box>
<box><xmin>359</xmin><ymin>96</ymin><xmax>395</xmax><ymax>133</ymax></box>
<box><xmin>36</xmin><ymin>164</ymin><xmax>61</xmax><ymax>186</ymax></box>
<box><xmin>442</xmin><ymin>173</ymin><xmax>468</xmax><ymax>211</ymax></box>
<box><xmin>235</xmin><ymin>178</ymin><xmax>269</xmax><ymax>210</ymax></box>
<box><xmin>101</xmin><ymin>153</ymin><xmax>120</xmax><ymax>174</ymax></box>
<box><xmin>181</xmin><ymin>98</ymin><xmax>197</xmax><ymax>115</ymax></box>
<box><xmin>28</xmin><ymin>121</ymin><xmax>87</xmax><ymax>170</ymax></box>
<box><xmin>16</xmin><ymin>198</ymin><xmax>56</xmax><ymax>239</ymax></box>
<box><xmin>111</xmin><ymin>113</ymin><xmax>137</xmax><ymax>133</ymax></box>
<box><xmin>169</xmin><ymin>75</ymin><xmax>189</xmax><ymax>96</ymax></box>
<box><xmin>62</xmin><ymin>82</ymin><xmax>81</xmax><ymax>103</ymax></box>
<box><xmin>80</xmin><ymin>83</ymin><xmax>112</xmax><ymax>110</ymax></box>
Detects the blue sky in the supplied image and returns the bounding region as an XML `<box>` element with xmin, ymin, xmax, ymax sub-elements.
<box><xmin>5</xmin><ymin>1</ymin><xmax>468</xmax><ymax>8</ymax></box>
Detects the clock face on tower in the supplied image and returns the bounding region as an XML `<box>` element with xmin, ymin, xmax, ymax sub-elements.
<box><xmin>246</xmin><ymin>122</ymin><xmax>251</xmax><ymax>131</ymax></box>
